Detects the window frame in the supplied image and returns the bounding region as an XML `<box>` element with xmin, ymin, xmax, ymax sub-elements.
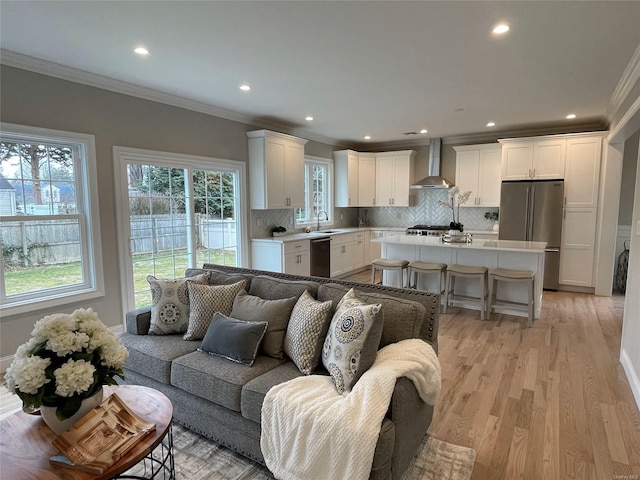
<box><xmin>0</xmin><ymin>123</ymin><xmax>104</xmax><ymax>317</ymax></box>
<box><xmin>113</xmin><ymin>146</ymin><xmax>248</xmax><ymax>315</ymax></box>
<box><xmin>295</xmin><ymin>155</ymin><xmax>334</xmax><ymax>229</ymax></box>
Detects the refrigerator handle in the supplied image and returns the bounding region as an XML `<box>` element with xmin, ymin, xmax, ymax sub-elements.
<box><xmin>525</xmin><ymin>186</ymin><xmax>531</xmax><ymax>240</ymax></box>
<box><xmin>528</xmin><ymin>186</ymin><xmax>536</xmax><ymax>240</ymax></box>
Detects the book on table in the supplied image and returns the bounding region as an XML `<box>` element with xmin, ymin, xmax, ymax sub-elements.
<box><xmin>49</xmin><ymin>393</ymin><xmax>156</xmax><ymax>473</ymax></box>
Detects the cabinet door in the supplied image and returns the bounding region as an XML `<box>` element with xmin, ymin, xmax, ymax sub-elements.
<box><xmin>265</xmin><ymin>139</ymin><xmax>287</xmax><ymax>208</ymax></box>
<box><xmin>532</xmin><ymin>139</ymin><xmax>566</xmax><ymax>179</ymax></box>
<box><xmin>284</xmin><ymin>251</ymin><xmax>309</xmax><ymax>276</ymax></box>
<box><xmin>455</xmin><ymin>150</ymin><xmax>480</xmax><ymax>205</ymax></box>
<box><xmin>391</xmin><ymin>155</ymin><xmax>412</xmax><ymax>206</ymax></box>
<box><xmin>358</xmin><ymin>154</ymin><xmax>376</xmax><ymax>206</ymax></box>
<box><xmin>376</xmin><ymin>157</ymin><xmax>395</xmax><ymax>206</ymax></box>
<box><xmin>502</xmin><ymin>143</ymin><xmax>532</xmax><ymax>180</ymax></box>
<box><xmin>478</xmin><ymin>148</ymin><xmax>502</xmax><ymax>207</ymax></box>
<box><xmin>559</xmin><ymin>208</ymin><xmax>596</xmax><ymax>286</ymax></box>
<box><xmin>564</xmin><ymin>137</ymin><xmax>601</xmax><ymax>208</ymax></box>
<box><xmin>330</xmin><ymin>243</ymin><xmax>343</xmax><ymax>277</ymax></box>
<box><xmin>353</xmin><ymin>236</ymin><xmax>366</xmax><ymax>269</ymax></box>
<box><xmin>334</xmin><ymin>151</ymin><xmax>358</xmax><ymax>207</ymax></box>
<box><xmin>284</xmin><ymin>142</ymin><xmax>305</xmax><ymax>208</ymax></box>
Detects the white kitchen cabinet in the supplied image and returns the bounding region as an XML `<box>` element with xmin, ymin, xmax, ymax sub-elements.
<box><xmin>251</xmin><ymin>239</ymin><xmax>310</xmax><ymax>276</ymax></box>
<box><xmin>564</xmin><ymin>136</ymin><xmax>602</xmax><ymax>208</ymax></box>
<box><xmin>334</xmin><ymin>150</ymin><xmax>359</xmax><ymax>207</ymax></box>
<box><xmin>375</xmin><ymin>151</ymin><xmax>415</xmax><ymax>206</ymax></box>
<box><xmin>559</xmin><ymin>208</ymin><xmax>597</xmax><ymax>287</ymax></box>
<box><xmin>353</xmin><ymin>231</ymin><xmax>370</xmax><ymax>269</ymax></box>
<box><xmin>500</xmin><ymin>138</ymin><xmax>566</xmax><ymax>180</ymax></box>
<box><xmin>453</xmin><ymin>144</ymin><xmax>501</xmax><ymax>207</ymax></box>
<box><xmin>248</xmin><ymin>130</ymin><xmax>308</xmax><ymax>209</ymax></box>
<box><xmin>330</xmin><ymin>233</ymin><xmax>355</xmax><ymax>277</ymax></box>
<box><xmin>358</xmin><ymin>153</ymin><xmax>377</xmax><ymax>207</ymax></box>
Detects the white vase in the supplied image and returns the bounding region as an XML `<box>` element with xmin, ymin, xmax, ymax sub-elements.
<box><xmin>493</xmin><ymin>222</ymin><xmax>499</xmax><ymax>232</ymax></box>
<box><xmin>40</xmin><ymin>387</ymin><xmax>104</xmax><ymax>435</ymax></box>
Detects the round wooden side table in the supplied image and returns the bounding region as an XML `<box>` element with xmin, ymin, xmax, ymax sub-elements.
<box><xmin>0</xmin><ymin>385</ymin><xmax>174</xmax><ymax>479</ymax></box>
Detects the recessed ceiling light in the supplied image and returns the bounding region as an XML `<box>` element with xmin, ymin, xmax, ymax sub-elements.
<box><xmin>364</xmin><ymin>135</ymin><xmax>371</xmax><ymax>140</ymax></box>
<box><xmin>239</xmin><ymin>84</ymin><xmax>251</xmax><ymax>91</ymax></box>
<box><xmin>420</xmin><ymin>129</ymin><xmax>428</xmax><ymax>134</ymax></box>
<box><xmin>134</xmin><ymin>47</ymin><xmax>149</xmax><ymax>55</ymax></box>
<box><xmin>486</xmin><ymin>122</ymin><xmax>496</xmax><ymax>127</ymax></box>
<box><xmin>566</xmin><ymin>113</ymin><xmax>577</xmax><ymax>119</ymax></box>
<box><xmin>305</xmin><ymin>116</ymin><xmax>314</xmax><ymax>121</ymax></box>
<box><xmin>492</xmin><ymin>23</ymin><xmax>510</xmax><ymax>35</ymax></box>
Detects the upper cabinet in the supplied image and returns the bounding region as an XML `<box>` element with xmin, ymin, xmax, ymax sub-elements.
<box><xmin>564</xmin><ymin>136</ymin><xmax>603</xmax><ymax>208</ymax></box>
<box><xmin>248</xmin><ymin>130</ymin><xmax>308</xmax><ymax>210</ymax></box>
<box><xmin>499</xmin><ymin>138</ymin><xmax>566</xmax><ymax>180</ymax></box>
<box><xmin>453</xmin><ymin>144</ymin><xmax>501</xmax><ymax>207</ymax></box>
<box><xmin>334</xmin><ymin>150</ymin><xmax>414</xmax><ymax>207</ymax></box>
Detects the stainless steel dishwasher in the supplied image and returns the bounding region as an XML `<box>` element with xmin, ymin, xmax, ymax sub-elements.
<box><xmin>310</xmin><ymin>236</ymin><xmax>331</xmax><ymax>277</ymax></box>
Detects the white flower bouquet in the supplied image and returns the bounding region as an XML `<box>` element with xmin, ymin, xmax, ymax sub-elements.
<box><xmin>5</xmin><ymin>308</ymin><xmax>129</xmax><ymax>420</ymax></box>
<box><xmin>438</xmin><ymin>186</ymin><xmax>472</xmax><ymax>232</ymax></box>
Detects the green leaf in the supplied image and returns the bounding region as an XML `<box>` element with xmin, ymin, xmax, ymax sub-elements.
<box><xmin>57</xmin><ymin>396</ymin><xmax>82</xmax><ymax>420</ymax></box>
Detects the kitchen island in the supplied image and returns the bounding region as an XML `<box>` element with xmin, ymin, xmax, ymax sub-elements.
<box><xmin>375</xmin><ymin>235</ymin><xmax>547</xmax><ymax>319</ymax></box>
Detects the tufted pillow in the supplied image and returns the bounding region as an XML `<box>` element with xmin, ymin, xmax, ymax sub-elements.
<box><xmin>147</xmin><ymin>273</ymin><xmax>210</xmax><ymax>335</ymax></box>
<box><xmin>322</xmin><ymin>288</ymin><xmax>383</xmax><ymax>394</ymax></box>
<box><xmin>183</xmin><ymin>280</ymin><xmax>246</xmax><ymax>340</ymax></box>
<box><xmin>284</xmin><ymin>290</ymin><xmax>333</xmax><ymax>375</ymax></box>
<box><xmin>230</xmin><ymin>291</ymin><xmax>297</xmax><ymax>359</ymax></box>
<box><xmin>198</xmin><ymin>313</ymin><xmax>268</xmax><ymax>366</ymax></box>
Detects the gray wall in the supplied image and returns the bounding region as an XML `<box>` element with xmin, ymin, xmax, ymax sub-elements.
<box><xmin>619</xmin><ymin>129</ymin><xmax>640</xmax><ymax>224</ymax></box>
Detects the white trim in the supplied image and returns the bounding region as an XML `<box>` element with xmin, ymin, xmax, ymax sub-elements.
<box><xmin>620</xmin><ymin>348</ymin><xmax>640</xmax><ymax>412</ymax></box>
<box><xmin>609</xmin><ymin>95</ymin><xmax>640</xmax><ymax>145</ymax></box>
<box><xmin>0</xmin><ymin>123</ymin><xmax>104</xmax><ymax>317</ymax></box>
<box><xmin>112</xmin><ymin>146</ymin><xmax>248</xmax><ymax>317</ymax></box>
<box><xmin>607</xmin><ymin>42</ymin><xmax>640</xmax><ymax>121</ymax></box>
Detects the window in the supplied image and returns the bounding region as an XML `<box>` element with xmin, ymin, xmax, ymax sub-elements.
<box><xmin>295</xmin><ymin>156</ymin><xmax>333</xmax><ymax>228</ymax></box>
<box><xmin>0</xmin><ymin>123</ymin><xmax>103</xmax><ymax>315</ymax></box>
<box><xmin>114</xmin><ymin>147</ymin><xmax>247</xmax><ymax>311</ymax></box>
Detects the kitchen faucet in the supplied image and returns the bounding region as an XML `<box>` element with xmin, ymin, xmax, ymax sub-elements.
<box><xmin>316</xmin><ymin>210</ymin><xmax>329</xmax><ymax>231</ymax></box>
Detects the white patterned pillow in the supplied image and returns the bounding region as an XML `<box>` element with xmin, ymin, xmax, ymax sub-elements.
<box><xmin>147</xmin><ymin>273</ymin><xmax>209</xmax><ymax>335</ymax></box>
<box><xmin>284</xmin><ymin>290</ymin><xmax>333</xmax><ymax>375</ymax></box>
<box><xmin>322</xmin><ymin>288</ymin><xmax>383</xmax><ymax>394</ymax></box>
<box><xmin>183</xmin><ymin>280</ymin><xmax>247</xmax><ymax>341</ymax></box>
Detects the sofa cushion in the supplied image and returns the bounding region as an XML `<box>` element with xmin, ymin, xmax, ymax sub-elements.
<box><xmin>147</xmin><ymin>273</ymin><xmax>210</xmax><ymax>335</ymax></box>
<box><xmin>186</xmin><ymin>267</ymin><xmax>254</xmax><ymax>289</ymax></box>
<box><xmin>171</xmin><ymin>351</ymin><xmax>285</xmax><ymax>412</ymax></box>
<box><xmin>183</xmin><ymin>280</ymin><xmax>247</xmax><ymax>340</ymax></box>
<box><xmin>247</xmin><ymin>275</ymin><xmax>319</xmax><ymax>300</ymax></box>
<box><xmin>284</xmin><ymin>290</ymin><xmax>333</xmax><ymax>375</ymax></box>
<box><xmin>321</xmin><ymin>288</ymin><xmax>383</xmax><ymax>394</ymax></box>
<box><xmin>199</xmin><ymin>313</ymin><xmax>268</xmax><ymax>366</ymax></box>
<box><xmin>241</xmin><ymin>362</ymin><xmax>304</xmax><ymax>423</ymax></box>
<box><xmin>317</xmin><ymin>283</ymin><xmax>425</xmax><ymax>347</ymax></box>
<box><xmin>118</xmin><ymin>332</ymin><xmax>199</xmax><ymax>383</ymax></box>
<box><xmin>230</xmin><ymin>291</ymin><xmax>297</xmax><ymax>360</ymax></box>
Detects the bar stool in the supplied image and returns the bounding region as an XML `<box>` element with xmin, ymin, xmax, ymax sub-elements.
<box><xmin>371</xmin><ymin>258</ymin><xmax>409</xmax><ymax>287</ymax></box>
<box><xmin>406</xmin><ymin>261</ymin><xmax>447</xmax><ymax>309</ymax></box>
<box><xmin>487</xmin><ymin>268</ymin><xmax>536</xmax><ymax>327</ymax></box>
<box><xmin>444</xmin><ymin>264</ymin><xmax>489</xmax><ymax>320</ymax></box>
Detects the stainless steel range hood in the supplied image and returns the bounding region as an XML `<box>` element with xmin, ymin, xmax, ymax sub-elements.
<box><xmin>410</xmin><ymin>138</ymin><xmax>453</xmax><ymax>189</ymax></box>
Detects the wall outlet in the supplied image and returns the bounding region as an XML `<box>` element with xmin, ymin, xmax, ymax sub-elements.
<box><xmin>340</xmin><ymin>213</ymin><xmax>344</xmax><ymax>221</ymax></box>
<box><xmin>289</xmin><ymin>217</ymin><xmax>293</xmax><ymax>225</ymax></box>
<box><xmin>256</xmin><ymin>218</ymin><xmax>264</xmax><ymax>227</ymax></box>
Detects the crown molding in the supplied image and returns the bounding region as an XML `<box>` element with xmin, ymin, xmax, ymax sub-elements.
<box><xmin>607</xmin><ymin>42</ymin><xmax>640</xmax><ymax>121</ymax></box>
<box><xmin>0</xmin><ymin>49</ymin><xmax>340</xmax><ymax>147</ymax></box>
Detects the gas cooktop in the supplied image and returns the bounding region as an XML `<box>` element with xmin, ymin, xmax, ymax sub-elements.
<box><xmin>405</xmin><ymin>225</ymin><xmax>449</xmax><ymax>236</ymax></box>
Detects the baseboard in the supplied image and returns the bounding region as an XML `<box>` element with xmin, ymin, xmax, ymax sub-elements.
<box><xmin>620</xmin><ymin>348</ymin><xmax>640</xmax><ymax>412</ymax></box>
<box><xmin>557</xmin><ymin>285</ymin><xmax>595</xmax><ymax>294</ymax></box>
<box><xmin>1</xmin><ymin>324</ymin><xmax>124</xmax><ymax>374</ymax></box>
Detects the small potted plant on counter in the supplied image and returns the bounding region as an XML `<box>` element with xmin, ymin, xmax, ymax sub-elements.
<box><xmin>271</xmin><ymin>226</ymin><xmax>287</xmax><ymax>237</ymax></box>
<box><xmin>484</xmin><ymin>211</ymin><xmax>499</xmax><ymax>232</ymax></box>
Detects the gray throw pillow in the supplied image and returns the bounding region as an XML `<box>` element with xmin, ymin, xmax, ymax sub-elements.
<box><xmin>198</xmin><ymin>313</ymin><xmax>268</xmax><ymax>366</ymax></box>
<box><xmin>322</xmin><ymin>288</ymin><xmax>383</xmax><ymax>394</ymax></box>
<box><xmin>183</xmin><ymin>280</ymin><xmax>247</xmax><ymax>340</ymax></box>
<box><xmin>147</xmin><ymin>273</ymin><xmax>210</xmax><ymax>335</ymax></box>
<box><xmin>230</xmin><ymin>291</ymin><xmax>297</xmax><ymax>359</ymax></box>
<box><xmin>284</xmin><ymin>290</ymin><xmax>333</xmax><ymax>375</ymax></box>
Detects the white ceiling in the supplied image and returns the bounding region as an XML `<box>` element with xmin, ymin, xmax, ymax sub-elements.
<box><xmin>1</xmin><ymin>1</ymin><xmax>639</xmax><ymax>146</ymax></box>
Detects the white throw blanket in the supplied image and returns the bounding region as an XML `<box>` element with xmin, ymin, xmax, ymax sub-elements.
<box><xmin>260</xmin><ymin>338</ymin><xmax>441</xmax><ymax>480</ymax></box>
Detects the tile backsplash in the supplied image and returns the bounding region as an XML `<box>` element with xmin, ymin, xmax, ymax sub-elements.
<box><xmin>250</xmin><ymin>189</ymin><xmax>498</xmax><ymax>237</ymax></box>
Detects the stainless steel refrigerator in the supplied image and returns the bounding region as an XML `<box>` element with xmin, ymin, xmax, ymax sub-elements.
<box><xmin>499</xmin><ymin>180</ymin><xmax>564</xmax><ymax>290</ymax></box>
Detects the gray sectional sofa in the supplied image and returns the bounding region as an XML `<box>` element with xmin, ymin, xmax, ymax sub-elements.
<box><xmin>118</xmin><ymin>265</ymin><xmax>440</xmax><ymax>479</ymax></box>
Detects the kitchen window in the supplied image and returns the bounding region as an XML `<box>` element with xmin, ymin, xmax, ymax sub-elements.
<box><xmin>295</xmin><ymin>156</ymin><xmax>333</xmax><ymax>228</ymax></box>
<box><xmin>0</xmin><ymin>123</ymin><xmax>104</xmax><ymax>316</ymax></box>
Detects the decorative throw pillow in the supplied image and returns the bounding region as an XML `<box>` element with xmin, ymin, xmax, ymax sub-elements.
<box><xmin>147</xmin><ymin>273</ymin><xmax>209</xmax><ymax>335</ymax></box>
<box><xmin>230</xmin><ymin>291</ymin><xmax>297</xmax><ymax>359</ymax></box>
<box><xmin>284</xmin><ymin>290</ymin><xmax>333</xmax><ymax>375</ymax></box>
<box><xmin>183</xmin><ymin>280</ymin><xmax>246</xmax><ymax>340</ymax></box>
<box><xmin>198</xmin><ymin>313</ymin><xmax>268</xmax><ymax>366</ymax></box>
<box><xmin>322</xmin><ymin>288</ymin><xmax>383</xmax><ymax>394</ymax></box>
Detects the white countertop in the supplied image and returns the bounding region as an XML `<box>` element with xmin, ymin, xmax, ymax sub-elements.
<box><xmin>375</xmin><ymin>234</ymin><xmax>547</xmax><ymax>253</ymax></box>
<box><xmin>252</xmin><ymin>227</ymin><xmax>369</xmax><ymax>243</ymax></box>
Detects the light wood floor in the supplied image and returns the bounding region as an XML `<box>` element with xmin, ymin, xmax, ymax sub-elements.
<box><xmin>353</xmin><ymin>269</ymin><xmax>640</xmax><ymax>479</ymax></box>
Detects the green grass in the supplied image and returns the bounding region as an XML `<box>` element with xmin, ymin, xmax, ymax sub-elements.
<box><xmin>5</xmin><ymin>263</ymin><xmax>84</xmax><ymax>295</ymax></box>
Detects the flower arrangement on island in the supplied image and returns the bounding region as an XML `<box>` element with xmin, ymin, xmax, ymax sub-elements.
<box><xmin>439</xmin><ymin>186</ymin><xmax>472</xmax><ymax>232</ymax></box>
<box><xmin>5</xmin><ymin>308</ymin><xmax>129</xmax><ymax>420</ymax></box>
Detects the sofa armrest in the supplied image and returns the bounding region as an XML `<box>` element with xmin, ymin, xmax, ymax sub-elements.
<box><xmin>388</xmin><ymin>377</ymin><xmax>434</xmax><ymax>478</ymax></box>
<box><xmin>125</xmin><ymin>307</ymin><xmax>152</xmax><ymax>335</ymax></box>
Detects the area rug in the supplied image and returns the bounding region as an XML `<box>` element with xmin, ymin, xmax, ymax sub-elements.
<box><xmin>125</xmin><ymin>424</ymin><xmax>476</xmax><ymax>480</ymax></box>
